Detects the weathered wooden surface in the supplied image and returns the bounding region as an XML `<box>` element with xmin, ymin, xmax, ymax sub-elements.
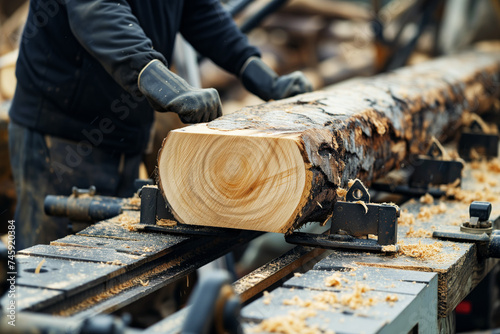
<box><xmin>242</xmin><ymin>266</ymin><xmax>438</xmax><ymax>333</ymax></box>
<box><xmin>151</xmin><ymin>154</ymin><xmax>500</xmax><ymax>334</ymax></box>
<box><xmin>2</xmin><ymin>206</ymin><xmax>259</xmax><ymax>316</ymax></box>
<box><xmin>159</xmin><ymin>48</ymin><xmax>500</xmax><ymax>233</ymax></box>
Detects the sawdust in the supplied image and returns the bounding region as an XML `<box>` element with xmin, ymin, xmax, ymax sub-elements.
<box><xmin>250</xmin><ymin>309</ymin><xmax>332</xmax><ymax>334</ymax></box>
<box><xmin>417</xmin><ymin>203</ymin><xmax>447</xmax><ymax>221</ymax></box>
<box><xmin>382</xmin><ymin>245</ymin><xmax>397</xmax><ymax>252</ymax></box>
<box><xmin>398</xmin><ymin>209</ymin><xmax>415</xmax><ymax>226</ymax></box>
<box><xmin>441</xmin><ymin>183</ymin><xmax>498</xmax><ymax>203</ymax></box>
<box><xmin>107</xmin><ymin>260</ymin><xmax>125</xmax><ymax>266</ymax></box>
<box><xmin>156</xmin><ymin>219</ymin><xmax>177</xmax><ymax>227</ymax></box>
<box><xmin>471</xmin><ymin>161</ymin><xmax>481</xmax><ymax>169</ymax></box>
<box><xmin>112</xmin><ymin>212</ymin><xmax>140</xmax><ymax>231</ymax></box>
<box><xmin>283</xmin><ymin>283</ymin><xmax>379</xmax><ymax>312</ymax></box>
<box><xmin>473</xmin><ymin>171</ymin><xmax>487</xmax><ymax>183</ymax></box>
<box><xmin>138</xmin><ymin>279</ymin><xmax>149</xmax><ymax>287</ymax></box>
<box><xmin>313</xmin><ymin>291</ymin><xmax>339</xmax><ymax>306</ymax></box>
<box><xmin>339</xmin><ymin>283</ymin><xmax>376</xmax><ymax>310</ymax></box>
<box><xmin>385</xmin><ymin>294</ymin><xmax>399</xmax><ymax>306</ymax></box>
<box><xmin>487</xmin><ymin>159</ymin><xmax>500</xmax><ymax>173</ymax></box>
<box><xmin>405</xmin><ymin>227</ymin><xmax>432</xmax><ymax>238</ymax></box>
<box><xmin>283</xmin><ymin>296</ymin><xmax>329</xmax><ymax>310</ymax></box>
<box><xmin>419</xmin><ymin>193</ymin><xmax>434</xmax><ymax>204</ymax></box>
<box><xmin>129</xmin><ymin>193</ymin><xmax>141</xmax><ymax>206</ymax></box>
<box><xmin>294</xmin><ymin>273</ymin><xmax>303</xmax><ymax>277</ymax></box>
<box><xmin>324</xmin><ymin>272</ymin><xmax>344</xmax><ymax>288</ymax></box>
<box><xmin>263</xmin><ymin>291</ymin><xmax>272</xmax><ymax>305</ymax></box>
<box><xmin>348</xmin><ymin>179</ymin><xmax>356</xmax><ymax>188</ymax></box>
<box><xmin>397</xmin><ymin>240</ymin><xmax>443</xmax><ymax>259</ymax></box>
<box><xmin>54</xmin><ymin>251</ymin><xmax>193</xmax><ymax>316</ymax></box>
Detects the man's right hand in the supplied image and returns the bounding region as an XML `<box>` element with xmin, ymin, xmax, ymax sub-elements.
<box><xmin>138</xmin><ymin>60</ymin><xmax>222</xmax><ymax>123</ymax></box>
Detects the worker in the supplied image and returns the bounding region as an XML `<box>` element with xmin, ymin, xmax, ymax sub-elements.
<box><xmin>8</xmin><ymin>0</ymin><xmax>312</xmax><ymax>250</ymax></box>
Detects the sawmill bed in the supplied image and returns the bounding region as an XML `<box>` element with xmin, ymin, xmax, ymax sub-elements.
<box><xmin>149</xmin><ymin>157</ymin><xmax>500</xmax><ymax>333</ymax></box>
<box><xmin>1</xmin><ymin>154</ymin><xmax>500</xmax><ymax>333</ymax></box>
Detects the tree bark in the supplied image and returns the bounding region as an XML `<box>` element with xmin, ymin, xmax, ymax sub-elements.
<box><xmin>158</xmin><ymin>48</ymin><xmax>500</xmax><ymax>234</ymax></box>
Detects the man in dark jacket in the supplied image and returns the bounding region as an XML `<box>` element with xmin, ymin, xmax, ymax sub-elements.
<box><xmin>9</xmin><ymin>0</ymin><xmax>312</xmax><ymax>249</ymax></box>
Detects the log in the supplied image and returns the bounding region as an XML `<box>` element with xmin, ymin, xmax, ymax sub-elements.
<box><xmin>158</xmin><ymin>48</ymin><xmax>500</xmax><ymax>234</ymax></box>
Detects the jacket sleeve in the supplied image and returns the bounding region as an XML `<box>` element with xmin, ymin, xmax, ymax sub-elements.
<box><xmin>65</xmin><ymin>0</ymin><xmax>166</xmax><ymax>94</ymax></box>
<box><xmin>179</xmin><ymin>0</ymin><xmax>261</xmax><ymax>76</ymax></box>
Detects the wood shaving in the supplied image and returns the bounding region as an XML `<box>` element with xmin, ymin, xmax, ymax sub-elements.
<box><xmin>441</xmin><ymin>182</ymin><xmax>498</xmax><ymax>203</ymax></box>
<box><xmin>381</xmin><ymin>245</ymin><xmax>397</xmax><ymax>252</ymax></box>
<box><xmin>313</xmin><ymin>291</ymin><xmax>339</xmax><ymax>305</ymax></box>
<box><xmin>138</xmin><ymin>279</ymin><xmax>149</xmax><ymax>287</ymax></box>
<box><xmin>398</xmin><ymin>209</ymin><xmax>415</xmax><ymax>226</ymax></box>
<box><xmin>405</xmin><ymin>227</ymin><xmax>432</xmax><ymax>238</ymax></box>
<box><xmin>284</xmin><ymin>281</ymin><xmax>383</xmax><ymax>312</ymax></box>
<box><xmin>470</xmin><ymin>148</ymin><xmax>480</xmax><ymax>160</ymax></box>
<box><xmin>283</xmin><ymin>296</ymin><xmax>329</xmax><ymax>310</ymax></box>
<box><xmin>324</xmin><ymin>272</ymin><xmax>343</xmax><ymax>288</ymax></box>
<box><xmin>339</xmin><ymin>283</ymin><xmax>376</xmax><ymax>310</ymax></box>
<box><xmin>35</xmin><ymin>259</ymin><xmax>46</xmax><ymax>274</ymax></box>
<box><xmin>385</xmin><ymin>294</ymin><xmax>399</xmax><ymax>302</ymax></box>
<box><xmin>108</xmin><ymin>260</ymin><xmax>125</xmax><ymax>266</ymax></box>
<box><xmin>263</xmin><ymin>291</ymin><xmax>272</xmax><ymax>305</ymax></box>
<box><xmin>398</xmin><ymin>240</ymin><xmax>443</xmax><ymax>259</ymax></box>
<box><xmin>348</xmin><ymin>179</ymin><xmax>356</xmax><ymax>188</ymax></box>
<box><xmin>294</xmin><ymin>273</ymin><xmax>303</xmax><ymax>277</ymax></box>
<box><xmin>156</xmin><ymin>219</ymin><xmax>177</xmax><ymax>227</ymax></box>
<box><xmin>419</xmin><ymin>193</ymin><xmax>434</xmax><ymax>204</ymax></box>
<box><xmin>354</xmin><ymin>200</ymin><xmax>368</xmax><ymax>214</ymax></box>
<box><xmin>336</xmin><ymin>187</ymin><xmax>347</xmax><ymax>199</ymax></box>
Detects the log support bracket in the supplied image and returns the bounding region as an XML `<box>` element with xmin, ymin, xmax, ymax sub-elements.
<box><xmin>285</xmin><ymin>180</ymin><xmax>400</xmax><ymax>253</ymax></box>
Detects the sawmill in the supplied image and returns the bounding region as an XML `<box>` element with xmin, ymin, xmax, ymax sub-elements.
<box><xmin>1</xmin><ymin>0</ymin><xmax>500</xmax><ymax>333</ymax></box>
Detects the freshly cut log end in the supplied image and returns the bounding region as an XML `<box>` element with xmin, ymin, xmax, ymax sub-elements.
<box><xmin>158</xmin><ymin>47</ymin><xmax>500</xmax><ymax>234</ymax></box>
<box><xmin>158</xmin><ymin>127</ymin><xmax>311</xmax><ymax>233</ymax></box>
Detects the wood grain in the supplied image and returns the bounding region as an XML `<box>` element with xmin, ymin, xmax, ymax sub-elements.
<box><xmin>159</xmin><ymin>48</ymin><xmax>500</xmax><ymax>233</ymax></box>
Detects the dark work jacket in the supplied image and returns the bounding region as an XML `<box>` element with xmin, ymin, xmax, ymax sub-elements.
<box><xmin>10</xmin><ymin>0</ymin><xmax>259</xmax><ymax>154</ymax></box>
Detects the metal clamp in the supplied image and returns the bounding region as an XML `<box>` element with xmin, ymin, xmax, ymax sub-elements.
<box><xmin>137</xmin><ymin>186</ymin><xmax>240</xmax><ymax>237</ymax></box>
<box><xmin>409</xmin><ymin>138</ymin><xmax>464</xmax><ymax>189</ymax></box>
<box><xmin>286</xmin><ymin>180</ymin><xmax>400</xmax><ymax>253</ymax></box>
<box><xmin>460</xmin><ymin>201</ymin><xmax>493</xmax><ymax>234</ymax></box>
<box><xmin>433</xmin><ymin>201</ymin><xmax>500</xmax><ymax>258</ymax></box>
<box><xmin>458</xmin><ymin>116</ymin><xmax>499</xmax><ymax>161</ymax></box>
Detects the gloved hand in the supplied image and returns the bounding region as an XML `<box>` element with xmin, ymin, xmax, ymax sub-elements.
<box><xmin>240</xmin><ymin>57</ymin><xmax>313</xmax><ymax>101</ymax></box>
<box><xmin>138</xmin><ymin>60</ymin><xmax>222</xmax><ymax>123</ymax></box>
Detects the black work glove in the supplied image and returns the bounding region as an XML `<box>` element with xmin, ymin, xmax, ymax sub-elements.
<box><xmin>240</xmin><ymin>57</ymin><xmax>313</xmax><ymax>101</ymax></box>
<box><xmin>138</xmin><ymin>60</ymin><xmax>222</xmax><ymax>123</ymax></box>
